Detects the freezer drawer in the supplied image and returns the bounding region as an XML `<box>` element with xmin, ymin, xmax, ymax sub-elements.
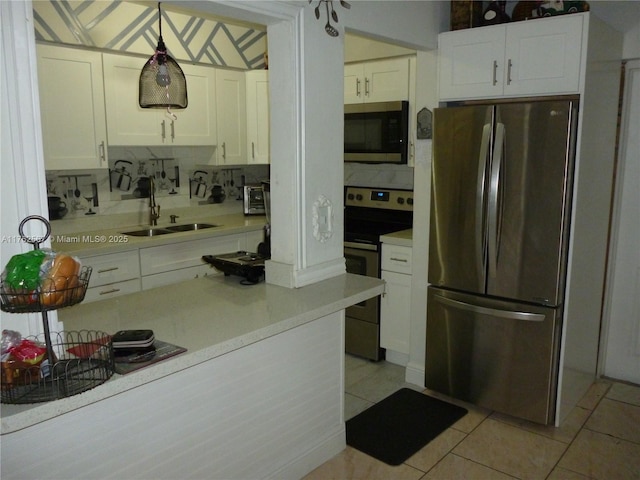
<box><xmin>425</xmin><ymin>286</ymin><xmax>562</xmax><ymax>424</ymax></box>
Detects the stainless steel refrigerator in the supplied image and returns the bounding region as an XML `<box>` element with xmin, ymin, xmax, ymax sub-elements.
<box><xmin>426</xmin><ymin>98</ymin><xmax>578</xmax><ymax>425</ymax></box>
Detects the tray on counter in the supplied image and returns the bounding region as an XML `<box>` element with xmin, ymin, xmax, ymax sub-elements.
<box><xmin>114</xmin><ymin>340</ymin><xmax>187</xmax><ymax>375</ymax></box>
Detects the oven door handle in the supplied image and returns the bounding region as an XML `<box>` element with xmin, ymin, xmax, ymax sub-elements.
<box><xmin>345</xmin><ymin>241</ymin><xmax>379</xmax><ymax>251</ymax></box>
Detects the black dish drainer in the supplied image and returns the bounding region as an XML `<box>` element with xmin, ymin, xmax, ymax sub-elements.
<box><xmin>1</xmin><ymin>216</ymin><xmax>114</xmax><ymax>404</ymax></box>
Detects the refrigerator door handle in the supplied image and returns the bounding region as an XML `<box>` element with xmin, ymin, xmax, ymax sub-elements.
<box><xmin>476</xmin><ymin>123</ymin><xmax>492</xmax><ymax>279</ymax></box>
<box><xmin>433</xmin><ymin>294</ymin><xmax>546</xmax><ymax>322</ymax></box>
<box><xmin>488</xmin><ymin>122</ymin><xmax>505</xmax><ymax>275</ymax></box>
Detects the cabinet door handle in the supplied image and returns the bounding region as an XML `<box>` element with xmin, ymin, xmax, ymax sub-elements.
<box><xmin>390</xmin><ymin>257</ymin><xmax>408</xmax><ymax>263</ymax></box>
<box><xmin>99</xmin><ymin>141</ymin><xmax>106</xmax><ymax>164</ymax></box>
<box><xmin>97</xmin><ymin>267</ymin><xmax>119</xmax><ymax>274</ymax></box>
<box><xmin>507</xmin><ymin>59</ymin><xmax>513</xmax><ymax>85</ymax></box>
<box><xmin>364</xmin><ymin>77</ymin><xmax>370</xmax><ymax>97</ymax></box>
<box><xmin>356</xmin><ymin>78</ymin><xmax>361</xmax><ymax>97</ymax></box>
<box><xmin>99</xmin><ymin>288</ymin><xmax>120</xmax><ymax>295</ymax></box>
<box><xmin>222</xmin><ymin>142</ymin><xmax>226</xmax><ymax>160</ymax></box>
<box><xmin>251</xmin><ymin>142</ymin><xmax>255</xmax><ymax>159</ymax></box>
<box><xmin>492</xmin><ymin>60</ymin><xmax>498</xmax><ymax>86</ymax></box>
<box><xmin>170</xmin><ymin>120</ymin><xmax>175</xmax><ymax>141</ymax></box>
<box><xmin>161</xmin><ymin>120</ymin><xmax>166</xmax><ymax>142</ymax></box>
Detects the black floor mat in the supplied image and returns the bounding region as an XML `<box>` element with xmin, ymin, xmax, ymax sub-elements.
<box><xmin>346</xmin><ymin>388</ymin><xmax>468</xmax><ymax>465</ymax></box>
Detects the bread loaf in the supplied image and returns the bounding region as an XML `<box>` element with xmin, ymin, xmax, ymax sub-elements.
<box><xmin>40</xmin><ymin>254</ymin><xmax>80</xmax><ymax>306</ymax></box>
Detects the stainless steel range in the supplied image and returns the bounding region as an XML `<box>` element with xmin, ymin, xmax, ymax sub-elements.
<box><xmin>344</xmin><ymin>186</ymin><xmax>413</xmax><ymax>361</ymax></box>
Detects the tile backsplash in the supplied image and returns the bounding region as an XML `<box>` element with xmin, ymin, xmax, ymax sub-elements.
<box><xmin>344</xmin><ymin>162</ymin><xmax>414</xmax><ymax>191</ymax></box>
<box><xmin>45</xmin><ymin>145</ymin><xmax>269</xmax><ymax>223</ymax></box>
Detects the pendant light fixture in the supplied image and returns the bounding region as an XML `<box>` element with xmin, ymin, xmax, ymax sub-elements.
<box><xmin>139</xmin><ymin>2</ymin><xmax>187</xmax><ymax>111</ymax></box>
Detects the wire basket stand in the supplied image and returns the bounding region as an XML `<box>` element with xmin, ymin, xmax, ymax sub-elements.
<box><xmin>1</xmin><ymin>216</ymin><xmax>114</xmax><ymax>404</ymax></box>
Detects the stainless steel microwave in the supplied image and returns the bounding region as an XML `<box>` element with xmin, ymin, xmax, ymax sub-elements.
<box><xmin>344</xmin><ymin>100</ymin><xmax>409</xmax><ymax>164</ymax></box>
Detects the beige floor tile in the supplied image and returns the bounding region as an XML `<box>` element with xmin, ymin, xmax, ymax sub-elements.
<box><xmin>606</xmin><ymin>381</ymin><xmax>640</xmax><ymax>407</ymax></box>
<box><xmin>345</xmin><ymin>355</ymin><xmax>387</xmax><ymax>390</ymax></box>
<box><xmin>558</xmin><ymin>428</ymin><xmax>640</xmax><ymax>480</ymax></box>
<box><xmin>421</xmin><ymin>388</ymin><xmax>491</xmax><ymax>434</ymax></box>
<box><xmin>347</xmin><ymin>363</ymin><xmax>417</xmax><ymax>404</ymax></box>
<box><xmin>345</xmin><ymin>392</ymin><xmax>373</xmax><ymax>421</ymax></box>
<box><xmin>585</xmin><ymin>397</ymin><xmax>640</xmax><ymax>443</ymax></box>
<box><xmin>453</xmin><ymin>418</ymin><xmax>567</xmax><ymax>480</ymax></box>
<box><xmin>546</xmin><ymin>466</ymin><xmax>592</xmax><ymax>479</ymax></box>
<box><xmin>404</xmin><ymin>427</ymin><xmax>466</xmax><ymax>473</ymax></box>
<box><xmin>302</xmin><ymin>446</ymin><xmax>425</xmax><ymax>480</ymax></box>
<box><xmin>423</xmin><ymin>454</ymin><xmax>517</xmax><ymax>480</ymax></box>
<box><xmin>577</xmin><ymin>380</ymin><xmax>611</xmax><ymax>410</ymax></box>
<box><xmin>491</xmin><ymin>404</ymin><xmax>590</xmax><ymax>444</ymax></box>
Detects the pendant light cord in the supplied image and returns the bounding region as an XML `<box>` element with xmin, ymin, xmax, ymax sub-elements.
<box><xmin>155</xmin><ymin>2</ymin><xmax>175</xmax><ymax>117</ymax></box>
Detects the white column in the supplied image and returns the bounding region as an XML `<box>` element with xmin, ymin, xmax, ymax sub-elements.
<box><xmin>266</xmin><ymin>6</ymin><xmax>346</xmax><ymax>288</ymax></box>
<box><xmin>1</xmin><ymin>0</ymin><xmax>58</xmax><ymax>335</ymax></box>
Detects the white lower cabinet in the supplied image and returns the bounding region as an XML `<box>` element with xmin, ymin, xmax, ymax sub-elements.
<box><xmin>380</xmin><ymin>243</ymin><xmax>412</xmax><ymax>363</ymax></box>
<box><xmin>141</xmin><ymin>264</ymin><xmax>214</xmax><ymax>290</ymax></box>
<box><xmin>139</xmin><ymin>233</ymin><xmax>248</xmax><ymax>290</ymax></box>
<box><xmin>79</xmin><ymin>250</ymin><xmax>141</xmax><ymax>303</ymax></box>
<box><xmin>245</xmin><ymin>228</ymin><xmax>266</xmax><ymax>253</ymax></box>
<box><xmin>83</xmin><ymin>278</ymin><xmax>142</xmax><ymax>303</ymax></box>
<box><xmin>78</xmin><ymin>231</ymin><xmax>261</xmax><ymax>300</ymax></box>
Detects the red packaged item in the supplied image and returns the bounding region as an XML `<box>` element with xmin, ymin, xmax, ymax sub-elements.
<box><xmin>1</xmin><ymin>334</ymin><xmax>48</xmax><ymax>388</ymax></box>
<box><xmin>9</xmin><ymin>339</ymin><xmax>47</xmax><ymax>365</ymax></box>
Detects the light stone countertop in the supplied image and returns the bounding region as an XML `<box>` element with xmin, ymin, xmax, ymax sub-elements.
<box><xmin>380</xmin><ymin>228</ymin><xmax>413</xmax><ymax>247</ymax></box>
<box><xmin>1</xmin><ymin>273</ymin><xmax>384</xmax><ymax>434</ymax></box>
<box><xmin>50</xmin><ymin>212</ymin><xmax>266</xmax><ymax>257</ymax></box>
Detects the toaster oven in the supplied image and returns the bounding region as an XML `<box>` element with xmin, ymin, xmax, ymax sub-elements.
<box><xmin>243</xmin><ymin>185</ymin><xmax>266</xmax><ymax>215</ymax></box>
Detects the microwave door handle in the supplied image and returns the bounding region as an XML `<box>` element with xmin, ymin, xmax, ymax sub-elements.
<box><xmin>488</xmin><ymin>122</ymin><xmax>505</xmax><ymax>276</ymax></box>
<box><xmin>476</xmin><ymin>123</ymin><xmax>492</xmax><ymax>281</ymax></box>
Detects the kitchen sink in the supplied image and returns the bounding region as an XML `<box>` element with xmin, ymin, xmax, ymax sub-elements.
<box><xmin>121</xmin><ymin>228</ymin><xmax>174</xmax><ymax>237</ymax></box>
<box><xmin>165</xmin><ymin>223</ymin><xmax>218</xmax><ymax>232</ymax></box>
<box><xmin>121</xmin><ymin>223</ymin><xmax>219</xmax><ymax>236</ymax></box>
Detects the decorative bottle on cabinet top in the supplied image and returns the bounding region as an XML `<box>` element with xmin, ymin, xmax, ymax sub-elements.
<box><xmin>482</xmin><ymin>0</ymin><xmax>511</xmax><ymax>25</ymax></box>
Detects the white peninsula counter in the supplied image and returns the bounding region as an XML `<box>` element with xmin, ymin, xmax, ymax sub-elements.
<box><xmin>1</xmin><ymin>273</ymin><xmax>384</xmax><ymax>480</ymax></box>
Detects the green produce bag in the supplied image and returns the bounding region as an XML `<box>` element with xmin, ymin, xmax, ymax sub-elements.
<box><xmin>2</xmin><ymin>250</ymin><xmax>47</xmax><ymax>290</ymax></box>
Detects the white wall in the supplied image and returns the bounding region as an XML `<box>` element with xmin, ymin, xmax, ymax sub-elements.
<box><xmin>345</xmin><ymin>33</ymin><xmax>415</xmax><ymax>63</ymax></box>
<box><xmin>406</xmin><ymin>49</ymin><xmax>439</xmax><ymax>387</ymax></box>
<box><xmin>344</xmin><ymin>0</ymin><xmax>448</xmax><ymax>50</ymax></box>
<box><xmin>623</xmin><ymin>23</ymin><xmax>640</xmax><ymax>60</ymax></box>
<box><xmin>602</xmin><ymin>60</ymin><xmax>640</xmax><ymax>384</ymax></box>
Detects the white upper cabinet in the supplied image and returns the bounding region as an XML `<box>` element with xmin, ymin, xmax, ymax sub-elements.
<box><xmin>37</xmin><ymin>44</ymin><xmax>108</xmax><ymax>170</ymax></box>
<box><xmin>102</xmin><ymin>53</ymin><xmax>216</xmax><ymax>146</ymax></box>
<box><xmin>438</xmin><ymin>13</ymin><xmax>584</xmax><ymax>100</ymax></box>
<box><xmin>215</xmin><ymin>69</ymin><xmax>247</xmax><ymax>165</ymax></box>
<box><xmin>344</xmin><ymin>58</ymin><xmax>410</xmax><ymax>104</ymax></box>
<box><xmin>245</xmin><ymin>70</ymin><xmax>270</xmax><ymax>164</ymax></box>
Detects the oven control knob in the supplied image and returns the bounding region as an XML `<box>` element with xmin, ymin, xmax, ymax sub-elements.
<box><xmin>397</xmin><ymin>197</ymin><xmax>405</xmax><ymax>205</ymax></box>
<box><xmin>356</xmin><ymin>194</ymin><xmax>363</xmax><ymax>201</ymax></box>
<box><xmin>407</xmin><ymin>197</ymin><xmax>414</xmax><ymax>205</ymax></box>
<box><xmin>347</xmin><ymin>193</ymin><xmax>355</xmax><ymax>200</ymax></box>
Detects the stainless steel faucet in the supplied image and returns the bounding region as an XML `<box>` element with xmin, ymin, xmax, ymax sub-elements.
<box><xmin>149</xmin><ymin>176</ymin><xmax>160</xmax><ymax>226</ymax></box>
